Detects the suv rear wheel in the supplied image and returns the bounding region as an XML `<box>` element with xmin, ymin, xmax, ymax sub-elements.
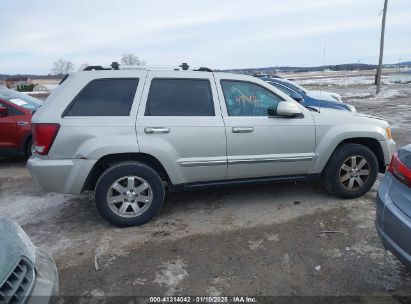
<box><xmin>95</xmin><ymin>161</ymin><xmax>165</xmax><ymax>227</ymax></box>
<box><xmin>322</xmin><ymin>143</ymin><xmax>378</xmax><ymax>198</ymax></box>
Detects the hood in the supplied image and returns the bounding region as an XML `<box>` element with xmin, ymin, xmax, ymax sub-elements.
<box><xmin>353</xmin><ymin>112</ymin><xmax>386</xmax><ymax>121</ymax></box>
<box><xmin>0</xmin><ymin>218</ymin><xmax>36</xmax><ymax>284</ymax></box>
<box><xmin>311</xmin><ymin>107</ymin><xmax>390</xmax><ymax>130</ymax></box>
<box><xmin>308</xmin><ymin>90</ymin><xmax>343</xmax><ymax>102</ymax></box>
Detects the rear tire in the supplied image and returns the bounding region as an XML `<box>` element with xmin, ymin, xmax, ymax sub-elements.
<box><xmin>95</xmin><ymin>161</ymin><xmax>165</xmax><ymax>227</ymax></box>
<box><xmin>322</xmin><ymin>143</ymin><xmax>378</xmax><ymax>199</ymax></box>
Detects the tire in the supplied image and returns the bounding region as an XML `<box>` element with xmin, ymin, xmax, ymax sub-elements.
<box><xmin>94</xmin><ymin>161</ymin><xmax>165</xmax><ymax>227</ymax></box>
<box><xmin>25</xmin><ymin>138</ymin><xmax>33</xmax><ymax>158</ymax></box>
<box><xmin>322</xmin><ymin>143</ymin><xmax>378</xmax><ymax>199</ymax></box>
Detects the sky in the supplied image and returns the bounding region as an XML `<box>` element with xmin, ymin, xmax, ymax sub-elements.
<box><xmin>0</xmin><ymin>0</ymin><xmax>410</xmax><ymax>74</ymax></box>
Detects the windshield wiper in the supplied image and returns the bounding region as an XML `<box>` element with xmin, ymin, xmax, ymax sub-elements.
<box><xmin>304</xmin><ymin>105</ymin><xmax>320</xmax><ymax>112</ymax></box>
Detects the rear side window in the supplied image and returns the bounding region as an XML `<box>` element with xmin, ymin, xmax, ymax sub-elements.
<box><xmin>64</xmin><ymin>78</ymin><xmax>138</xmax><ymax>116</ymax></box>
<box><xmin>145</xmin><ymin>79</ymin><xmax>214</xmax><ymax>116</ymax></box>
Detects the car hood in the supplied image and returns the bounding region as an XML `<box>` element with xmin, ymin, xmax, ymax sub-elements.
<box><xmin>308</xmin><ymin>90</ymin><xmax>343</xmax><ymax>102</ymax></box>
<box><xmin>311</xmin><ymin>107</ymin><xmax>389</xmax><ymax>129</ymax></box>
<box><xmin>0</xmin><ymin>217</ymin><xmax>36</xmax><ymax>284</ymax></box>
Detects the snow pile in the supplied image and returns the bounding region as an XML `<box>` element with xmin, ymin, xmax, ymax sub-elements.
<box><xmin>342</xmin><ymin>92</ymin><xmax>373</xmax><ymax>99</ymax></box>
<box><xmin>372</xmin><ymin>89</ymin><xmax>406</xmax><ymax>99</ymax></box>
<box><xmin>297</xmin><ymin>76</ymin><xmax>390</xmax><ymax>86</ymax></box>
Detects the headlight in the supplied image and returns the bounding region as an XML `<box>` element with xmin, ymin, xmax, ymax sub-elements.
<box><xmin>347</xmin><ymin>105</ymin><xmax>356</xmax><ymax>112</ymax></box>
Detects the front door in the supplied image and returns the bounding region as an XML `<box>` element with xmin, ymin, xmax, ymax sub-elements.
<box><xmin>214</xmin><ymin>75</ymin><xmax>316</xmax><ymax>179</ymax></box>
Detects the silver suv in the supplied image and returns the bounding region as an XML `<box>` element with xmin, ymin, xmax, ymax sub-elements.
<box><xmin>28</xmin><ymin>65</ymin><xmax>396</xmax><ymax>227</ymax></box>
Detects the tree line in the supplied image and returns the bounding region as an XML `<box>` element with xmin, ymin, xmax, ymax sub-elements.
<box><xmin>51</xmin><ymin>54</ymin><xmax>146</xmax><ymax>75</ymax></box>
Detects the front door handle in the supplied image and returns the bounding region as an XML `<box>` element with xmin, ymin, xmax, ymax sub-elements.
<box><xmin>144</xmin><ymin>127</ymin><xmax>170</xmax><ymax>134</ymax></box>
<box><xmin>17</xmin><ymin>121</ymin><xmax>29</xmax><ymax>126</ymax></box>
<box><xmin>232</xmin><ymin>127</ymin><xmax>254</xmax><ymax>133</ymax></box>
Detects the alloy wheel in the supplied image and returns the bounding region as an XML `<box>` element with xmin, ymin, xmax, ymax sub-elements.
<box><xmin>106</xmin><ymin>176</ymin><xmax>153</xmax><ymax>218</ymax></box>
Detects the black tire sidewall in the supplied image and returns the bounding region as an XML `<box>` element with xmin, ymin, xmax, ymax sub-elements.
<box><xmin>25</xmin><ymin>138</ymin><xmax>33</xmax><ymax>158</ymax></box>
<box><xmin>324</xmin><ymin>144</ymin><xmax>378</xmax><ymax>199</ymax></box>
<box><xmin>95</xmin><ymin>162</ymin><xmax>165</xmax><ymax>227</ymax></box>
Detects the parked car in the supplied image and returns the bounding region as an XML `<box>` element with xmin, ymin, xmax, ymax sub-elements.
<box><xmin>28</xmin><ymin>66</ymin><xmax>395</xmax><ymax>227</ymax></box>
<box><xmin>0</xmin><ymin>217</ymin><xmax>58</xmax><ymax>303</ymax></box>
<box><xmin>262</xmin><ymin>78</ymin><xmax>356</xmax><ymax>112</ymax></box>
<box><xmin>376</xmin><ymin>144</ymin><xmax>411</xmax><ymax>270</ymax></box>
<box><xmin>0</xmin><ymin>86</ymin><xmax>42</xmax><ymax>157</ymax></box>
<box><xmin>259</xmin><ymin>76</ymin><xmax>344</xmax><ymax>103</ymax></box>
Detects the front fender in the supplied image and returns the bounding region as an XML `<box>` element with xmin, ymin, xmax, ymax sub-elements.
<box><xmin>312</xmin><ymin>124</ymin><xmax>387</xmax><ymax>173</ymax></box>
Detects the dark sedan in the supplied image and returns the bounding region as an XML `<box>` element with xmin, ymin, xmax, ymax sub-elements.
<box><xmin>376</xmin><ymin>144</ymin><xmax>411</xmax><ymax>270</ymax></box>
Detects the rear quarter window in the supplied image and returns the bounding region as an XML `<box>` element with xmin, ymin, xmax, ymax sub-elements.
<box><xmin>64</xmin><ymin>78</ymin><xmax>139</xmax><ymax>116</ymax></box>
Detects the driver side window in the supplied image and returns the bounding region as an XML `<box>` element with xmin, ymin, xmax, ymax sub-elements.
<box><xmin>221</xmin><ymin>80</ymin><xmax>284</xmax><ymax>116</ymax></box>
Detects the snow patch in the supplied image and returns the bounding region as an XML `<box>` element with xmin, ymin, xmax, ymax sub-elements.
<box><xmin>372</xmin><ymin>89</ymin><xmax>406</xmax><ymax>99</ymax></box>
<box><xmin>248</xmin><ymin>240</ymin><xmax>264</xmax><ymax>250</ymax></box>
<box><xmin>153</xmin><ymin>259</ymin><xmax>188</xmax><ymax>295</ymax></box>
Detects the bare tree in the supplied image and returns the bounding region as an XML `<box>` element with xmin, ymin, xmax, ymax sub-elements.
<box><xmin>121</xmin><ymin>54</ymin><xmax>146</xmax><ymax>66</ymax></box>
<box><xmin>52</xmin><ymin>59</ymin><xmax>75</xmax><ymax>75</ymax></box>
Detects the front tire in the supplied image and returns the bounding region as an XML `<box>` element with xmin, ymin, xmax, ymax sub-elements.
<box><xmin>322</xmin><ymin>143</ymin><xmax>378</xmax><ymax>199</ymax></box>
<box><xmin>95</xmin><ymin>161</ymin><xmax>165</xmax><ymax>227</ymax></box>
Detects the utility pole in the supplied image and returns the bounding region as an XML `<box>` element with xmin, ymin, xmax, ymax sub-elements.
<box><xmin>376</xmin><ymin>0</ymin><xmax>388</xmax><ymax>94</ymax></box>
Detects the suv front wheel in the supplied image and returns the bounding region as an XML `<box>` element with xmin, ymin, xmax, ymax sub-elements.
<box><xmin>322</xmin><ymin>143</ymin><xmax>378</xmax><ymax>199</ymax></box>
<box><xmin>95</xmin><ymin>161</ymin><xmax>165</xmax><ymax>227</ymax></box>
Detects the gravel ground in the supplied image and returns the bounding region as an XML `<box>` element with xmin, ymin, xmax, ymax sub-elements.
<box><xmin>1</xmin><ymin>79</ymin><xmax>411</xmax><ymax>303</ymax></box>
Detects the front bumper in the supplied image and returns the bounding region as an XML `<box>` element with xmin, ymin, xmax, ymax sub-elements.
<box><xmin>380</xmin><ymin>139</ymin><xmax>396</xmax><ymax>166</ymax></box>
<box><xmin>27</xmin><ymin>249</ymin><xmax>59</xmax><ymax>304</ymax></box>
<box><xmin>27</xmin><ymin>156</ymin><xmax>96</xmax><ymax>194</ymax></box>
<box><xmin>376</xmin><ymin>174</ymin><xmax>411</xmax><ymax>270</ymax></box>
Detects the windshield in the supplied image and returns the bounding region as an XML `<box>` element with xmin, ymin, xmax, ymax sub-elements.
<box><xmin>0</xmin><ymin>86</ymin><xmax>42</xmax><ymax>110</ymax></box>
<box><xmin>267</xmin><ymin>81</ymin><xmax>297</xmax><ymax>98</ymax></box>
<box><xmin>276</xmin><ymin>78</ymin><xmax>307</xmax><ymax>95</ymax></box>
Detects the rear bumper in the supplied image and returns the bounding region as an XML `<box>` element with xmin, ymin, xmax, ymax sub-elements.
<box><xmin>27</xmin><ymin>249</ymin><xmax>59</xmax><ymax>304</ymax></box>
<box><xmin>376</xmin><ymin>224</ymin><xmax>411</xmax><ymax>270</ymax></box>
<box><xmin>376</xmin><ymin>175</ymin><xmax>411</xmax><ymax>270</ymax></box>
<box><xmin>27</xmin><ymin>156</ymin><xmax>96</xmax><ymax>194</ymax></box>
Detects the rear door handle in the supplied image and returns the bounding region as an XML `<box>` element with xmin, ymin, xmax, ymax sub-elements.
<box><xmin>232</xmin><ymin>127</ymin><xmax>254</xmax><ymax>133</ymax></box>
<box><xmin>17</xmin><ymin>121</ymin><xmax>29</xmax><ymax>126</ymax></box>
<box><xmin>144</xmin><ymin>127</ymin><xmax>170</xmax><ymax>134</ymax></box>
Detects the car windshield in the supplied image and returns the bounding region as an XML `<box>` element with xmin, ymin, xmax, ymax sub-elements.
<box><xmin>276</xmin><ymin>79</ymin><xmax>307</xmax><ymax>95</ymax></box>
<box><xmin>0</xmin><ymin>86</ymin><xmax>42</xmax><ymax>110</ymax></box>
<box><xmin>267</xmin><ymin>81</ymin><xmax>295</xmax><ymax>97</ymax></box>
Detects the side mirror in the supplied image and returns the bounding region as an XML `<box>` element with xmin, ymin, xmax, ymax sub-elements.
<box><xmin>0</xmin><ymin>106</ymin><xmax>8</xmax><ymax>117</ymax></box>
<box><xmin>270</xmin><ymin>101</ymin><xmax>303</xmax><ymax>118</ymax></box>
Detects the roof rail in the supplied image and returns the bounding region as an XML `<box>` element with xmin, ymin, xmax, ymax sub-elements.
<box><xmin>83</xmin><ymin>62</ymin><xmax>120</xmax><ymax>71</ymax></box>
<box><xmin>82</xmin><ymin>62</ymin><xmax>213</xmax><ymax>72</ymax></box>
<box><xmin>195</xmin><ymin>67</ymin><xmax>213</xmax><ymax>72</ymax></box>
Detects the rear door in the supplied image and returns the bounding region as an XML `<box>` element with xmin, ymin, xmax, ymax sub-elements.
<box><xmin>214</xmin><ymin>74</ymin><xmax>316</xmax><ymax>179</ymax></box>
<box><xmin>136</xmin><ymin>71</ymin><xmax>227</xmax><ymax>185</ymax></box>
<box><xmin>0</xmin><ymin>101</ymin><xmax>19</xmax><ymax>152</ymax></box>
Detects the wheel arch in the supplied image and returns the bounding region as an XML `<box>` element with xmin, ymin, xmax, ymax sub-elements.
<box><xmin>320</xmin><ymin>137</ymin><xmax>386</xmax><ymax>174</ymax></box>
<box><xmin>83</xmin><ymin>153</ymin><xmax>171</xmax><ymax>192</ymax></box>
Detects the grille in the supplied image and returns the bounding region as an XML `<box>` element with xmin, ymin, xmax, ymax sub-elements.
<box><xmin>0</xmin><ymin>258</ymin><xmax>35</xmax><ymax>304</ymax></box>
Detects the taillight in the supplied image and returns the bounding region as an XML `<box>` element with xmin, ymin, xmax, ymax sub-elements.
<box><xmin>32</xmin><ymin>123</ymin><xmax>60</xmax><ymax>155</ymax></box>
<box><xmin>388</xmin><ymin>153</ymin><xmax>411</xmax><ymax>187</ymax></box>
